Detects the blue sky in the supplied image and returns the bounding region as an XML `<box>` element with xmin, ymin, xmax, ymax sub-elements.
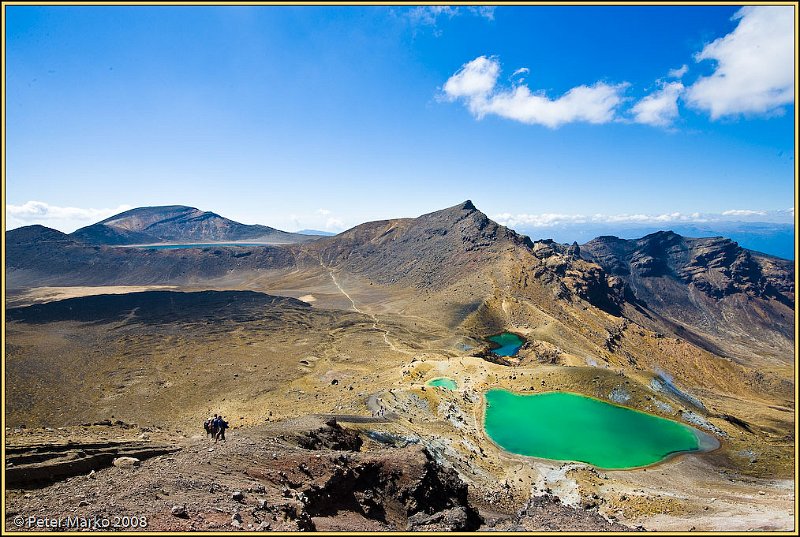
<box><xmin>5</xmin><ymin>5</ymin><xmax>795</xmax><ymax>233</ymax></box>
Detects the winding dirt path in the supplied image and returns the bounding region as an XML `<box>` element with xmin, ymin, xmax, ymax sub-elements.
<box><xmin>319</xmin><ymin>258</ymin><xmax>411</xmax><ymax>355</ymax></box>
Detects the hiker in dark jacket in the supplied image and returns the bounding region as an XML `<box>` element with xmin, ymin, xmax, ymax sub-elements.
<box><xmin>205</xmin><ymin>414</ymin><xmax>218</xmax><ymax>439</ymax></box>
<box><xmin>215</xmin><ymin>416</ymin><xmax>229</xmax><ymax>441</ymax></box>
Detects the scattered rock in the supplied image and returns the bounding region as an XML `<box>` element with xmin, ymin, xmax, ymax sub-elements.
<box><xmin>407</xmin><ymin>507</ymin><xmax>470</xmax><ymax>531</ymax></box>
<box><xmin>112</xmin><ymin>456</ymin><xmax>141</xmax><ymax>468</ymax></box>
<box><xmin>171</xmin><ymin>504</ymin><xmax>188</xmax><ymax>518</ymax></box>
<box><xmin>231</xmin><ymin>512</ymin><xmax>243</xmax><ymax>528</ymax></box>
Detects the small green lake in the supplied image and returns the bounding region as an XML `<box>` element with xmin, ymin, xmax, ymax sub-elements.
<box><xmin>487</xmin><ymin>332</ymin><xmax>525</xmax><ymax>356</ymax></box>
<box><xmin>484</xmin><ymin>389</ymin><xmax>713</xmax><ymax>469</ymax></box>
<box><xmin>427</xmin><ymin>377</ymin><xmax>458</xmax><ymax>390</ymax></box>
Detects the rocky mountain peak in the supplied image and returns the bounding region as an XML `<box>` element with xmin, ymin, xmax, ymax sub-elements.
<box><xmin>459</xmin><ymin>199</ymin><xmax>477</xmax><ymax>211</ymax></box>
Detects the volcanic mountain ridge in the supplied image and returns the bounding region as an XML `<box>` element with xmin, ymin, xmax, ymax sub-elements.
<box><xmin>70</xmin><ymin>205</ymin><xmax>319</xmax><ymax>246</ymax></box>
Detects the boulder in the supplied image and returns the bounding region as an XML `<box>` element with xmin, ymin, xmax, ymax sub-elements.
<box><xmin>112</xmin><ymin>456</ymin><xmax>141</xmax><ymax>468</ymax></box>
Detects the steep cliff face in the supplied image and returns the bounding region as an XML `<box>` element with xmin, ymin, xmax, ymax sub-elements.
<box><xmin>583</xmin><ymin>231</ymin><xmax>794</xmax><ymax>303</ymax></box>
<box><xmin>582</xmin><ymin>232</ymin><xmax>794</xmax><ymax>361</ymax></box>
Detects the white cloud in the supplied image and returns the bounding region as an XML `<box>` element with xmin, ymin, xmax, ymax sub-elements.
<box><xmin>685</xmin><ymin>6</ymin><xmax>794</xmax><ymax>119</ymax></box>
<box><xmin>442</xmin><ymin>55</ymin><xmax>500</xmax><ymax>100</ymax></box>
<box><xmin>468</xmin><ymin>6</ymin><xmax>496</xmax><ymax>21</ymax></box>
<box><xmin>632</xmin><ymin>81</ymin><xmax>684</xmax><ymax>127</ymax></box>
<box><xmin>6</xmin><ymin>201</ymin><xmax>133</xmax><ymax>233</ymax></box>
<box><xmin>667</xmin><ymin>64</ymin><xmax>689</xmax><ymax>79</ymax></box>
<box><xmin>443</xmin><ymin>56</ymin><xmax>627</xmax><ymax>128</ymax></box>
<box><xmin>406</xmin><ymin>6</ymin><xmax>457</xmax><ymax>27</ymax></box>
<box><xmin>722</xmin><ymin>209</ymin><xmax>766</xmax><ymax>216</ymax></box>
<box><xmin>324</xmin><ymin>217</ymin><xmax>345</xmax><ymax>231</ymax></box>
<box><xmin>286</xmin><ymin>208</ymin><xmax>345</xmax><ymax>232</ymax></box>
<box><xmin>405</xmin><ymin>6</ymin><xmax>495</xmax><ymax>31</ymax></box>
<box><xmin>493</xmin><ymin>209</ymin><xmax>795</xmax><ymax>229</ymax></box>
<box><xmin>512</xmin><ymin>67</ymin><xmax>530</xmax><ymax>77</ymax></box>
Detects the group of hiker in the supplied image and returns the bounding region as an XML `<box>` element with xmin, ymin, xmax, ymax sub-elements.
<box><xmin>203</xmin><ymin>414</ymin><xmax>229</xmax><ymax>441</ymax></box>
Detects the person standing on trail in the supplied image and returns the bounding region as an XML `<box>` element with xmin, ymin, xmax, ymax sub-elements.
<box><xmin>210</xmin><ymin>414</ymin><xmax>220</xmax><ymax>439</ymax></box>
<box><xmin>216</xmin><ymin>416</ymin><xmax>229</xmax><ymax>441</ymax></box>
<box><xmin>204</xmin><ymin>414</ymin><xmax>217</xmax><ymax>438</ymax></box>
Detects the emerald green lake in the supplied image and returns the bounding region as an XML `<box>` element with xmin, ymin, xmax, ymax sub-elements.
<box><xmin>487</xmin><ymin>332</ymin><xmax>525</xmax><ymax>356</ymax></box>
<box><xmin>484</xmin><ymin>389</ymin><xmax>709</xmax><ymax>469</ymax></box>
<box><xmin>427</xmin><ymin>377</ymin><xmax>458</xmax><ymax>390</ymax></box>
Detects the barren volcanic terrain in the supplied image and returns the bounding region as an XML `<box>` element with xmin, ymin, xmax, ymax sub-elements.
<box><xmin>4</xmin><ymin>201</ymin><xmax>795</xmax><ymax>531</ymax></box>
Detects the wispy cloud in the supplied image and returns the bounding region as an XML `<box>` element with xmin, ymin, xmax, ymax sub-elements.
<box><xmin>685</xmin><ymin>6</ymin><xmax>794</xmax><ymax>119</ymax></box>
<box><xmin>406</xmin><ymin>6</ymin><xmax>457</xmax><ymax>27</ymax></box>
<box><xmin>667</xmin><ymin>64</ymin><xmax>688</xmax><ymax>79</ymax></box>
<box><xmin>443</xmin><ymin>56</ymin><xmax>627</xmax><ymax>128</ymax></box>
<box><xmin>313</xmin><ymin>208</ymin><xmax>343</xmax><ymax>230</ymax></box>
<box><xmin>405</xmin><ymin>5</ymin><xmax>495</xmax><ymax>34</ymax></box>
<box><xmin>493</xmin><ymin>211</ymin><xmax>703</xmax><ymax>228</ymax></box>
<box><xmin>631</xmin><ymin>81</ymin><xmax>684</xmax><ymax>127</ymax></box>
<box><xmin>7</xmin><ymin>201</ymin><xmax>133</xmax><ymax>232</ymax></box>
<box><xmin>467</xmin><ymin>6</ymin><xmax>496</xmax><ymax>21</ymax></box>
<box><xmin>722</xmin><ymin>209</ymin><xmax>766</xmax><ymax>216</ymax></box>
<box><xmin>493</xmin><ymin>209</ymin><xmax>789</xmax><ymax>228</ymax></box>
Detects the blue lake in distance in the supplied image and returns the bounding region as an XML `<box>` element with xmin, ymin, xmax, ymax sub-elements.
<box><xmin>131</xmin><ymin>243</ymin><xmax>266</xmax><ymax>250</ymax></box>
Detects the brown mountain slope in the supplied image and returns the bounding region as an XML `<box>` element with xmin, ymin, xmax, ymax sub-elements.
<box><xmin>307</xmin><ymin>201</ymin><xmax>533</xmax><ymax>290</ymax></box>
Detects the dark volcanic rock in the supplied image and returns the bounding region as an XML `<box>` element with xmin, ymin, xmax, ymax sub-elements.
<box><xmin>274</xmin><ymin>445</ymin><xmax>482</xmax><ymax>531</ymax></box>
<box><xmin>6</xmin><ymin>235</ymin><xmax>296</xmax><ymax>288</ymax></box>
<box><xmin>297</xmin><ymin>419</ymin><xmax>363</xmax><ymax>451</ymax></box>
<box><xmin>6</xmin><ymin>225</ymin><xmax>75</xmax><ymax>246</ymax></box>
<box><xmin>6</xmin><ymin>290</ymin><xmax>310</xmax><ymax>325</ymax></box>
<box><xmin>582</xmin><ymin>231</ymin><xmax>794</xmax><ymax>304</ymax></box>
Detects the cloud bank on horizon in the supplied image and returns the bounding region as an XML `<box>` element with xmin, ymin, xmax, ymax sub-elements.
<box><xmin>443</xmin><ymin>6</ymin><xmax>794</xmax><ymax>128</ymax></box>
<box><xmin>6</xmin><ymin>201</ymin><xmax>134</xmax><ymax>234</ymax></box>
<box><xmin>492</xmin><ymin>208</ymin><xmax>795</xmax><ymax>229</ymax></box>
<box><xmin>6</xmin><ymin>201</ymin><xmax>350</xmax><ymax>235</ymax></box>
<box><xmin>7</xmin><ymin>200</ymin><xmax>794</xmax><ymax>236</ymax></box>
